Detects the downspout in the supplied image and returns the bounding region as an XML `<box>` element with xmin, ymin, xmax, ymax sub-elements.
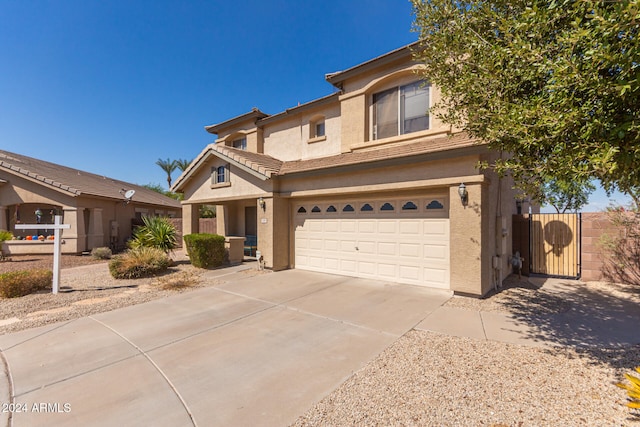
<box><xmin>493</xmin><ymin>151</ymin><xmax>504</xmax><ymax>291</ymax></box>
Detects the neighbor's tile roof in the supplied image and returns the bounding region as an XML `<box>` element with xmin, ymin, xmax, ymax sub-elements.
<box><xmin>0</xmin><ymin>150</ymin><xmax>181</xmax><ymax>208</ymax></box>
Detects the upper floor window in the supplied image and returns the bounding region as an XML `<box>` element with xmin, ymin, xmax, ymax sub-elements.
<box><xmin>211</xmin><ymin>165</ymin><xmax>230</xmax><ymax>185</ymax></box>
<box><xmin>232</xmin><ymin>137</ymin><xmax>247</xmax><ymax>150</ymax></box>
<box><xmin>372</xmin><ymin>81</ymin><xmax>429</xmax><ymax>140</ymax></box>
<box><xmin>309</xmin><ymin>115</ymin><xmax>326</xmax><ymax>141</ymax></box>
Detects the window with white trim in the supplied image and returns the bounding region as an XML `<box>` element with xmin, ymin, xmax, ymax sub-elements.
<box><xmin>372</xmin><ymin>81</ymin><xmax>429</xmax><ymax>140</ymax></box>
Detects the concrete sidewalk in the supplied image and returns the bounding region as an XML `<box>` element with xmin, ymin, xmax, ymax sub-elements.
<box><xmin>418</xmin><ymin>277</ymin><xmax>640</xmax><ymax>349</ymax></box>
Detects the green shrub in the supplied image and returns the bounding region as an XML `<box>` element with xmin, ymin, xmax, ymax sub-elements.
<box><xmin>91</xmin><ymin>246</ymin><xmax>112</xmax><ymax>260</ymax></box>
<box><xmin>0</xmin><ymin>270</ymin><xmax>52</xmax><ymax>298</ymax></box>
<box><xmin>129</xmin><ymin>216</ymin><xmax>178</xmax><ymax>253</ymax></box>
<box><xmin>108</xmin><ymin>247</ymin><xmax>171</xmax><ymax>279</ymax></box>
<box><xmin>0</xmin><ymin>230</ymin><xmax>12</xmax><ymax>242</ymax></box>
<box><xmin>183</xmin><ymin>233</ymin><xmax>226</xmax><ymax>268</ymax></box>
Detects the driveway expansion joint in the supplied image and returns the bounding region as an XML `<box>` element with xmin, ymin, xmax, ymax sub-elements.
<box><xmin>89</xmin><ymin>316</ymin><xmax>198</xmax><ymax>427</ymax></box>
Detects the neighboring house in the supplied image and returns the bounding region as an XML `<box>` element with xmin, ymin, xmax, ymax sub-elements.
<box><xmin>0</xmin><ymin>150</ymin><xmax>181</xmax><ymax>255</ymax></box>
<box><xmin>172</xmin><ymin>42</ymin><xmax>528</xmax><ymax>297</ymax></box>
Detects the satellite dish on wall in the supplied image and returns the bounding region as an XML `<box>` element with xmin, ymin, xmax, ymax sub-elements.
<box><xmin>124</xmin><ymin>190</ymin><xmax>136</xmax><ymax>200</ymax></box>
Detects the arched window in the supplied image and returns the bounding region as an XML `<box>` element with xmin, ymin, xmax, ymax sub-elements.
<box><xmin>402</xmin><ymin>201</ymin><xmax>418</xmax><ymax>210</ymax></box>
<box><xmin>426</xmin><ymin>200</ymin><xmax>444</xmax><ymax>210</ymax></box>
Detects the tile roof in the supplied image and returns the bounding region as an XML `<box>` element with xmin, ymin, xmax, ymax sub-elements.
<box><xmin>278</xmin><ymin>132</ymin><xmax>483</xmax><ymax>175</ymax></box>
<box><xmin>209</xmin><ymin>144</ymin><xmax>283</xmax><ymax>178</ymax></box>
<box><xmin>177</xmin><ymin>133</ymin><xmax>484</xmax><ymax>186</ymax></box>
<box><xmin>0</xmin><ymin>150</ymin><xmax>181</xmax><ymax>208</ymax></box>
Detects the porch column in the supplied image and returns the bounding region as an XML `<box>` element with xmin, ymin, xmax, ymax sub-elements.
<box><xmin>182</xmin><ymin>204</ymin><xmax>199</xmax><ymax>242</ymax></box>
<box><xmin>87</xmin><ymin>208</ymin><xmax>104</xmax><ymax>250</ymax></box>
<box><xmin>0</xmin><ymin>206</ymin><xmax>7</xmax><ymax>230</ymax></box>
<box><xmin>257</xmin><ymin>195</ymin><xmax>289</xmax><ymax>271</ymax></box>
<box><xmin>216</xmin><ymin>204</ymin><xmax>228</xmax><ymax>237</ymax></box>
<box><xmin>62</xmin><ymin>206</ymin><xmax>86</xmax><ymax>253</ymax></box>
<box><xmin>449</xmin><ymin>183</ymin><xmax>491</xmax><ymax>296</ymax></box>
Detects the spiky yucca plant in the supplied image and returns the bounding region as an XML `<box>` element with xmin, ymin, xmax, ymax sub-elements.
<box><xmin>129</xmin><ymin>216</ymin><xmax>177</xmax><ymax>253</ymax></box>
<box><xmin>617</xmin><ymin>366</ymin><xmax>640</xmax><ymax>409</ymax></box>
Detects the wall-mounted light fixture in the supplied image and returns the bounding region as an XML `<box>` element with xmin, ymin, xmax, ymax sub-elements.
<box><xmin>258</xmin><ymin>197</ymin><xmax>266</xmax><ymax>211</ymax></box>
<box><xmin>516</xmin><ymin>199</ymin><xmax>523</xmax><ymax>215</ymax></box>
<box><xmin>458</xmin><ymin>183</ymin><xmax>468</xmax><ymax>205</ymax></box>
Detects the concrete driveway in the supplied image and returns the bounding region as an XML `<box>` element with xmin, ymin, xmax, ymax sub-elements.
<box><xmin>0</xmin><ymin>268</ymin><xmax>451</xmax><ymax>427</ymax></box>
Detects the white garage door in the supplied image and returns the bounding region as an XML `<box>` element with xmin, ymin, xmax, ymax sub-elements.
<box><xmin>294</xmin><ymin>197</ymin><xmax>450</xmax><ymax>289</ymax></box>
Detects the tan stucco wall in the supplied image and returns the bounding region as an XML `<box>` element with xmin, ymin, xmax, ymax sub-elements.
<box><xmin>262</xmin><ymin>103</ymin><xmax>341</xmax><ymax>161</ymax></box>
<box><xmin>181</xmin><ymin>156</ymin><xmax>274</xmax><ymax>203</ymax></box>
<box><xmin>279</xmin><ymin>154</ymin><xmax>483</xmax><ymax>197</ymax></box>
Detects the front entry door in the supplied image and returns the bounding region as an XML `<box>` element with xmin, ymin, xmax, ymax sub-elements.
<box><xmin>245</xmin><ymin>206</ymin><xmax>258</xmax><ymax>256</ymax></box>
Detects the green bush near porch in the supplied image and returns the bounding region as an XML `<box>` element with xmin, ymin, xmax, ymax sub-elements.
<box><xmin>183</xmin><ymin>233</ymin><xmax>226</xmax><ymax>269</ymax></box>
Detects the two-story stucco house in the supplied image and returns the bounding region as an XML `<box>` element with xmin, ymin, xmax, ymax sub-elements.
<box><xmin>172</xmin><ymin>42</ymin><xmax>524</xmax><ymax>297</ymax></box>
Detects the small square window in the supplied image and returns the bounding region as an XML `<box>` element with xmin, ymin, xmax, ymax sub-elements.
<box><xmin>315</xmin><ymin>122</ymin><xmax>325</xmax><ymax>137</ymax></box>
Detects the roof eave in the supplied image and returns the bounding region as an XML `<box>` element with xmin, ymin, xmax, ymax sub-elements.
<box><xmin>325</xmin><ymin>41</ymin><xmax>421</xmax><ymax>88</ymax></box>
<box><xmin>204</xmin><ymin>108</ymin><xmax>270</xmax><ymax>135</ymax></box>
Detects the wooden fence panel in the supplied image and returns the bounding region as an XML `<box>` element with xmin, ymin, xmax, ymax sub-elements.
<box><xmin>530</xmin><ymin>213</ymin><xmax>580</xmax><ymax>278</ymax></box>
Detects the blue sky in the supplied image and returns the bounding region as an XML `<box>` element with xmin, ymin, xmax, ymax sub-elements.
<box><xmin>0</xmin><ymin>1</ymin><xmax>630</xmax><ymax>211</ymax></box>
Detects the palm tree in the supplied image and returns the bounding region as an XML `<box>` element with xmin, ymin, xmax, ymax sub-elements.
<box><xmin>175</xmin><ymin>158</ymin><xmax>192</xmax><ymax>172</ymax></box>
<box><xmin>156</xmin><ymin>158</ymin><xmax>177</xmax><ymax>188</ymax></box>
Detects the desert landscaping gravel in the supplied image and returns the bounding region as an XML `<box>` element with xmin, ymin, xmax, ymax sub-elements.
<box><xmin>2</xmin><ymin>254</ymin><xmax>640</xmax><ymax>425</ymax></box>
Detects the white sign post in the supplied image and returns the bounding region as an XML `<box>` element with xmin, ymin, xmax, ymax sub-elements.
<box><xmin>15</xmin><ymin>215</ymin><xmax>70</xmax><ymax>294</ymax></box>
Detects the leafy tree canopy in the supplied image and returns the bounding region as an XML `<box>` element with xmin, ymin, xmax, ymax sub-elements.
<box><xmin>142</xmin><ymin>183</ymin><xmax>183</xmax><ymax>201</ymax></box>
<box><xmin>542</xmin><ymin>178</ymin><xmax>595</xmax><ymax>213</ymax></box>
<box><xmin>412</xmin><ymin>0</ymin><xmax>640</xmax><ymax>206</ymax></box>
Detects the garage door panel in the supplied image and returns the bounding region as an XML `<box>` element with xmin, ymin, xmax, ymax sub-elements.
<box><xmin>324</xmin><ymin>221</ymin><xmax>340</xmax><ymax>233</ymax></box>
<box><xmin>377</xmin><ymin>221</ymin><xmax>396</xmax><ymax>234</ymax></box>
<box><xmin>399</xmin><ymin>220</ymin><xmax>420</xmax><ymax>234</ymax></box>
<box><xmin>325</xmin><ymin>257</ymin><xmax>339</xmax><ymax>270</ymax></box>
<box><xmin>295</xmin><ymin>238</ymin><xmax>308</xmax><ymax>249</ymax></box>
<box><xmin>399</xmin><ymin>265</ymin><xmax>420</xmax><ymax>281</ymax></box>
<box><xmin>325</xmin><ymin>239</ymin><xmax>340</xmax><ymax>251</ymax></box>
<box><xmin>423</xmin><ymin>243</ymin><xmax>448</xmax><ymax>261</ymax></box>
<box><xmin>358</xmin><ymin>221</ymin><xmax>376</xmax><ymax>233</ymax></box>
<box><xmin>378</xmin><ymin>263</ymin><xmax>397</xmax><ymax>278</ymax></box>
<box><xmin>340</xmin><ymin>259</ymin><xmax>357</xmax><ymax>273</ymax></box>
<box><xmin>309</xmin><ymin>239</ymin><xmax>323</xmax><ymax>250</ymax></box>
<box><xmin>358</xmin><ymin>261</ymin><xmax>377</xmax><ymax>275</ymax></box>
<box><xmin>423</xmin><ymin>219</ymin><xmax>447</xmax><ymax>234</ymax></box>
<box><xmin>358</xmin><ymin>240</ymin><xmax>377</xmax><ymax>254</ymax></box>
<box><xmin>378</xmin><ymin>242</ymin><xmax>397</xmax><ymax>256</ymax></box>
<box><xmin>340</xmin><ymin>240</ymin><xmax>357</xmax><ymax>252</ymax></box>
<box><xmin>307</xmin><ymin>256</ymin><xmax>323</xmax><ymax>268</ymax></box>
<box><xmin>399</xmin><ymin>242</ymin><xmax>421</xmax><ymax>258</ymax></box>
<box><xmin>340</xmin><ymin>221</ymin><xmax>357</xmax><ymax>233</ymax></box>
